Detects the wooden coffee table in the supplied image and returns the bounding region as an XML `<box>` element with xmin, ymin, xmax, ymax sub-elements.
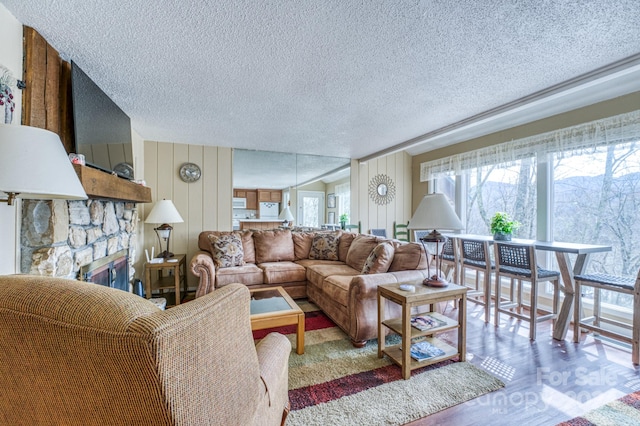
<box><xmin>249</xmin><ymin>286</ymin><xmax>305</xmax><ymax>355</ymax></box>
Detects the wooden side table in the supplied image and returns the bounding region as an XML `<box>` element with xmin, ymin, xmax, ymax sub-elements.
<box><xmin>144</xmin><ymin>254</ymin><xmax>186</xmax><ymax>306</ymax></box>
<box><xmin>378</xmin><ymin>282</ymin><xmax>467</xmax><ymax>380</ymax></box>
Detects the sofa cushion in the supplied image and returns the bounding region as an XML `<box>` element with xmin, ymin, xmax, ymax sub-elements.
<box><xmin>320</xmin><ymin>275</ymin><xmax>352</xmax><ymax>307</ymax></box>
<box><xmin>292</xmin><ymin>231</ymin><xmax>314</xmax><ymax>260</ymax></box>
<box><xmin>309</xmin><ymin>233</ymin><xmax>340</xmax><ymax>261</ymax></box>
<box><xmin>237</xmin><ymin>230</ymin><xmax>255</xmax><ymax>264</ymax></box>
<box><xmin>362</xmin><ymin>242</ymin><xmax>395</xmax><ymax>274</ymax></box>
<box><xmin>306</xmin><ymin>263</ymin><xmax>359</xmax><ymax>287</ymax></box>
<box><xmin>259</xmin><ymin>261</ymin><xmax>307</xmax><ymax>284</ymax></box>
<box><xmin>254</xmin><ymin>229</ymin><xmax>295</xmax><ymax>263</ymax></box>
<box><xmin>388</xmin><ymin>242</ymin><xmax>428</xmax><ymax>272</ymax></box>
<box><xmin>207</xmin><ymin>233</ymin><xmax>245</xmax><ymax>268</ymax></box>
<box><xmin>338</xmin><ymin>231</ymin><xmax>356</xmax><ymax>262</ymax></box>
<box><xmin>216</xmin><ymin>264</ymin><xmax>264</xmax><ymax>287</ymax></box>
<box><xmin>345</xmin><ymin>234</ymin><xmax>380</xmax><ymax>272</ymax></box>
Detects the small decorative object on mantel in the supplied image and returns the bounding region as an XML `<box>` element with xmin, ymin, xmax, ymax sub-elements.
<box><xmin>368</xmin><ymin>174</ymin><xmax>396</xmax><ymax>205</ymax></box>
<box><xmin>490</xmin><ymin>212</ymin><xmax>520</xmax><ymax>241</ymax></box>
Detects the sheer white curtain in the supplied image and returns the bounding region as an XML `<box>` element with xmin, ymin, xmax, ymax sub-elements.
<box><xmin>421</xmin><ymin>109</ymin><xmax>640</xmax><ymax>180</ymax></box>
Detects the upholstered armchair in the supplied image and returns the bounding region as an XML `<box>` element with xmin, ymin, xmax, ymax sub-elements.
<box><xmin>0</xmin><ymin>276</ymin><xmax>290</xmax><ymax>426</ymax></box>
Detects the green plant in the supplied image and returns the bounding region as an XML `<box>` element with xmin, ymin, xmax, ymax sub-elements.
<box><xmin>339</xmin><ymin>213</ymin><xmax>349</xmax><ymax>223</ymax></box>
<box><xmin>490</xmin><ymin>212</ymin><xmax>520</xmax><ymax>235</ymax></box>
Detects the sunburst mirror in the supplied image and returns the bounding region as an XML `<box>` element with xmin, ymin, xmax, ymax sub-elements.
<box><xmin>368</xmin><ymin>174</ymin><xmax>396</xmax><ymax>205</ymax></box>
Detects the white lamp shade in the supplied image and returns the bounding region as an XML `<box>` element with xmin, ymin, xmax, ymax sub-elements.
<box><xmin>145</xmin><ymin>199</ymin><xmax>184</xmax><ymax>224</ymax></box>
<box><xmin>407</xmin><ymin>193</ymin><xmax>464</xmax><ymax>231</ymax></box>
<box><xmin>0</xmin><ymin>124</ymin><xmax>87</xmax><ymax>201</ymax></box>
<box><xmin>278</xmin><ymin>205</ymin><xmax>294</xmax><ymax>221</ymax></box>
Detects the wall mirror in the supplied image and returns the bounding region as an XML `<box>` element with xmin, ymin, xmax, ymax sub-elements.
<box><xmin>233</xmin><ymin>149</ymin><xmax>350</xmax><ymax>228</ymax></box>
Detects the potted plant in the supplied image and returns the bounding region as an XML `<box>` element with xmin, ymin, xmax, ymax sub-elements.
<box><xmin>490</xmin><ymin>212</ymin><xmax>519</xmax><ymax>241</ymax></box>
<box><xmin>339</xmin><ymin>213</ymin><xmax>349</xmax><ymax>230</ymax></box>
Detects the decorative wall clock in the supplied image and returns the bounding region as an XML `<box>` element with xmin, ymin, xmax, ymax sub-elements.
<box><xmin>369</xmin><ymin>174</ymin><xmax>396</xmax><ymax>205</ymax></box>
<box><xmin>179</xmin><ymin>162</ymin><xmax>201</xmax><ymax>183</ymax></box>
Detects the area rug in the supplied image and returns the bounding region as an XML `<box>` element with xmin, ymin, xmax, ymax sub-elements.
<box><xmin>255</xmin><ymin>301</ymin><xmax>505</xmax><ymax>426</ymax></box>
<box><xmin>557</xmin><ymin>391</ymin><xmax>640</xmax><ymax>426</ymax></box>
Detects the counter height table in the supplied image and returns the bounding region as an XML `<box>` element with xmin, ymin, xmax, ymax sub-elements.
<box><xmin>449</xmin><ymin>235</ymin><xmax>611</xmax><ymax>341</ymax></box>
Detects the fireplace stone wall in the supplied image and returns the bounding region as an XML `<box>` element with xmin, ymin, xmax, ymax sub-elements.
<box><xmin>21</xmin><ymin>199</ymin><xmax>138</xmax><ymax>283</ymax></box>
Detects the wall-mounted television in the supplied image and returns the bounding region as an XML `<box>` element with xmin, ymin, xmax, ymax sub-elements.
<box><xmin>71</xmin><ymin>61</ymin><xmax>134</xmax><ymax>179</ymax></box>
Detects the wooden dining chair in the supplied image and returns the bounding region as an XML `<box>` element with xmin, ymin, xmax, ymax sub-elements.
<box><xmin>493</xmin><ymin>242</ymin><xmax>560</xmax><ymax>340</ymax></box>
<box><xmin>393</xmin><ymin>221</ymin><xmax>409</xmax><ymax>242</ymax></box>
<box><xmin>459</xmin><ymin>237</ymin><xmax>494</xmax><ymax>322</ymax></box>
<box><xmin>573</xmin><ymin>268</ymin><xmax>640</xmax><ymax>365</ymax></box>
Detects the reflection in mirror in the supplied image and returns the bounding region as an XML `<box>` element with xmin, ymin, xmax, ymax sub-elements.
<box><xmin>233</xmin><ymin>149</ymin><xmax>350</xmax><ymax>230</ymax></box>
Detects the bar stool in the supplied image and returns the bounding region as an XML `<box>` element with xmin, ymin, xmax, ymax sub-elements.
<box><xmin>573</xmin><ymin>268</ymin><xmax>640</xmax><ymax>365</ymax></box>
<box><xmin>459</xmin><ymin>238</ymin><xmax>494</xmax><ymax>322</ymax></box>
<box><xmin>493</xmin><ymin>242</ymin><xmax>560</xmax><ymax>340</ymax></box>
<box><xmin>439</xmin><ymin>238</ymin><xmax>459</xmax><ymax>284</ymax></box>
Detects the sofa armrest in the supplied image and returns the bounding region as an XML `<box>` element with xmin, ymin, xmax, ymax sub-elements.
<box><xmin>255</xmin><ymin>333</ymin><xmax>291</xmax><ymax>407</ymax></box>
<box><xmin>190</xmin><ymin>251</ymin><xmax>216</xmax><ymax>298</ymax></box>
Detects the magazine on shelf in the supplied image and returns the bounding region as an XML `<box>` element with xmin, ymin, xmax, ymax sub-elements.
<box><xmin>410</xmin><ymin>341</ymin><xmax>446</xmax><ymax>361</ymax></box>
<box><xmin>410</xmin><ymin>314</ymin><xmax>447</xmax><ymax>331</ymax></box>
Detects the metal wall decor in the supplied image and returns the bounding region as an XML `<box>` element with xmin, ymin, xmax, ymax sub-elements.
<box><xmin>368</xmin><ymin>174</ymin><xmax>396</xmax><ymax>205</ymax></box>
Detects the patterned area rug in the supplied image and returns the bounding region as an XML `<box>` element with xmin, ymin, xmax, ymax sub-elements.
<box><xmin>557</xmin><ymin>391</ymin><xmax>640</xmax><ymax>426</ymax></box>
<box><xmin>254</xmin><ymin>300</ymin><xmax>505</xmax><ymax>426</ymax></box>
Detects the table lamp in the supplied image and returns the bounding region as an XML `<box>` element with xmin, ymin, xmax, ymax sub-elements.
<box><xmin>0</xmin><ymin>124</ymin><xmax>87</xmax><ymax>206</ymax></box>
<box><xmin>278</xmin><ymin>203</ymin><xmax>294</xmax><ymax>227</ymax></box>
<box><xmin>408</xmin><ymin>193</ymin><xmax>464</xmax><ymax>287</ymax></box>
<box><xmin>145</xmin><ymin>199</ymin><xmax>184</xmax><ymax>258</ymax></box>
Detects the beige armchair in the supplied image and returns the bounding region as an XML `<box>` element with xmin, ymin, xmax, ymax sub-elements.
<box><xmin>0</xmin><ymin>276</ymin><xmax>290</xmax><ymax>426</ymax></box>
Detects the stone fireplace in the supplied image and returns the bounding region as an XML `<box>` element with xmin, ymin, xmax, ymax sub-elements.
<box><xmin>20</xmin><ymin>199</ymin><xmax>139</xmax><ymax>285</ymax></box>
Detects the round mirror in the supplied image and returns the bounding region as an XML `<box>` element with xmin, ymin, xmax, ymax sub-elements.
<box><xmin>368</xmin><ymin>174</ymin><xmax>396</xmax><ymax>205</ymax></box>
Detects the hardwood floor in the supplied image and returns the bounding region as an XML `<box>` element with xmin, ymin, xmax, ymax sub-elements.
<box><xmin>406</xmin><ymin>302</ymin><xmax>640</xmax><ymax>426</ymax></box>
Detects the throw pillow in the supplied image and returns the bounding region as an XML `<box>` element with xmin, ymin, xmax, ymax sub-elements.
<box><xmin>362</xmin><ymin>242</ymin><xmax>395</xmax><ymax>274</ymax></box>
<box><xmin>207</xmin><ymin>233</ymin><xmax>245</xmax><ymax>268</ymax></box>
<box><xmin>309</xmin><ymin>233</ymin><xmax>340</xmax><ymax>261</ymax></box>
<box><xmin>345</xmin><ymin>234</ymin><xmax>380</xmax><ymax>271</ymax></box>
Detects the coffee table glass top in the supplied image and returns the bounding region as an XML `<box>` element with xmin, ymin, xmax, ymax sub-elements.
<box><xmin>250</xmin><ymin>287</ymin><xmax>296</xmax><ymax>315</ymax></box>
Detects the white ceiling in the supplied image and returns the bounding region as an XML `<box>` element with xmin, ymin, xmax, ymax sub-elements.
<box><xmin>3</xmin><ymin>1</ymin><xmax>640</xmax><ymax>161</ymax></box>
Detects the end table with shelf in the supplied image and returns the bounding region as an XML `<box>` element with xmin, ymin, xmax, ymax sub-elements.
<box><xmin>144</xmin><ymin>254</ymin><xmax>187</xmax><ymax>306</ymax></box>
<box><xmin>377</xmin><ymin>282</ymin><xmax>467</xmax><ymax>380</ymax></box>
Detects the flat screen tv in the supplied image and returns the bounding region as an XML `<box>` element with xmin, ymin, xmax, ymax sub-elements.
<box><xmin>71</xmin><ymin>61</ymin><xmax>134</xmax><ymax>179</ymax></box>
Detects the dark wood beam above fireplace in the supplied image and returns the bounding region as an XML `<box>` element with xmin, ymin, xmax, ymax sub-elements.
<box><xmin>73</xmin><ymin>164</ymin><xmax>152</xmax><ymax>203</ymax></box>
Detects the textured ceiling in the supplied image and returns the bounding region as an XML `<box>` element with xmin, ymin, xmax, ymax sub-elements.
<box><xmin>2</xmin><ymin>1</ymin><xmax>640</xmax><ymax>160</ymax></box>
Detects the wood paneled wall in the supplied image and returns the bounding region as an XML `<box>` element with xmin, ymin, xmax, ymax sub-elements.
<box><xmin>22</xmin><ymin>26</ymin><xmax>74</xmax><ymax>152</ymax></box>
<box><xmin>353</xmin><ymin>151</ymin><xmax>412</xmax><ymax>238</ymax></box>
<box><xmin>143</xmin><ymin>141</ymin><xmax>233</xmax><ymax>289</ymax></box>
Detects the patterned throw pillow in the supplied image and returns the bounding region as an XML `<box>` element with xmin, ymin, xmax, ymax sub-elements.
<box><xmin>309</xmin><ymin>233</ymin><xmax>340</xmax><ymax>261</ymax></box>
<box><xmin>207</xmin><ymin>233</ymin><xmax>245</xmax><ymax>268</ymax></box>
<box><xmin>362</xmin><ymin>242</ymin><xmax>395</xmax><ymax>274</ymax></box>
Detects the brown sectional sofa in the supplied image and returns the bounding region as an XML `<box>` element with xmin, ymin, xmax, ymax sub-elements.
<box><xmin>190</xmin><ymin>228</ymin><xmax>429</xmax><ymax>346</ymax></box>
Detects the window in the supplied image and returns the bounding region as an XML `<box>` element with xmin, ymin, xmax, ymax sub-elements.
<box><xmin>423</xmin><ymin>110</ymin><xmax>640</xmax><ymax>314</ymax></box>
<box><xmin>335</xmin><ymin>182</ymin><xmax>350</xmax><ymax>221</ymax></box>
<box><xmin>464</xmin><ymin>159</ymin><xmax>537</xmax><ymax>239</ymax></box>
<box><xmin>553</xmin><ymin>142</ymin><xmax>640</xmax><ymax>309</ymax></box>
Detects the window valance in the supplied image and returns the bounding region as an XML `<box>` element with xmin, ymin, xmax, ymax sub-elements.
<box><xmin>420</xmin><ymin>109</ymin><xmax>640</xmax><ymax>181</ymax></box>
